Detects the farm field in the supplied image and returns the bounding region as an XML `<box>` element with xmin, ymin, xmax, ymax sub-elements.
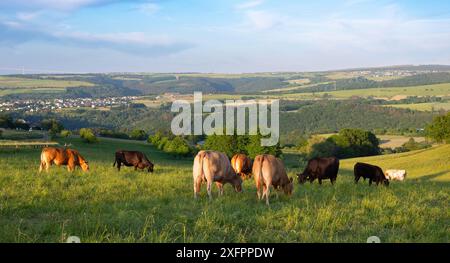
<box><xmin>283</xmin><ymin>83</ymin><xmax>450</xmax><ymax>99</ymax></box>
<box><xmin>0</xmin><ymin>137</ymin><xmax>448</xmax><ymax>242</ymax></box>
<box><xmin>0</xmin><ymin>76</ymin><xmax>94</xmax><ymax>88</ymax></box>
<box><xmin>383</xmin><ymin>102</ymin><xmax>450</xmax><ymax>112</ymax></box>
<box><xmin>0</xmin><ymin>76</ymin><xmax>94</xmax><ymax>96</ymax></box>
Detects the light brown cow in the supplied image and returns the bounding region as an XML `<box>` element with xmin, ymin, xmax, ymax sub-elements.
<box><xmin>231</xmin><ymin>153</ymin><xmax>253</xmax><ymax>179</ymax></box>
<box><xmin>252</xmin><ymin>154</ymin><xmax>293</xmax><ymax>205</ymax></box>
<box><xmin>193</xmin><ymin>150</ymin><xmax>243</xmax><ymax>199</ymax></box>
<box><xmin>39</xmin><ymin>147</ymin><xmax>89</xmax><ymax>172</ymax></box>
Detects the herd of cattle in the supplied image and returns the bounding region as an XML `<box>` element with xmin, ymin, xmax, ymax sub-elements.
<box><xmin>38</xmin><ymin>147</ymin><xmax>407</xmax><ymax>205</ymax></box>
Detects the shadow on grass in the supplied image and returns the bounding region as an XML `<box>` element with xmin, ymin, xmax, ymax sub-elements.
<box><xmin>410</xmin><ymin>170</ymin><xmax>450</xmax><ymax>182</ymax></box>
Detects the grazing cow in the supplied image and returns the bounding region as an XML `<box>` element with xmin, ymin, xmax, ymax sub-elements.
<box><xmin>385</xmin><ymin>169</ymin><xmax>407</xmax><ymax>181</ymax></box>
<box><xmin>354</xmin><ymin>162</ymin><xmax>389</xmax><ymax>186</ymax></box>
<box><xmin>113</xmin><ymin>150</ymin><xmax>154</xmax><ymax>172</ymax></box>
<box><xmin>193</xmin><ymin>150</ymin><xmax>243</xmax><ymax>199</ymax></box>
<box><xmin>297</xmin><ymin>157</ymin><xmax>339</xmax><ymax>185</ymax></box>
<box><xmin>231</xmin><ymin>153</ymin><xmax>253</xmax><ymax>179</ymax></box>
<box><xmin>39</xmin><ymin>147</ymin><xmax>89</xmax><ymax>172</ymax></box>
<box><xmin>252</xmin><ymin>154</ymin><xmax>293</xmax><ymax>205</ymax></box>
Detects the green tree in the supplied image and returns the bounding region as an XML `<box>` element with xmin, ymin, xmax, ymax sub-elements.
<box><xmin>245</xmin><ymin>134</ymin><xmax>282</xmax><ymax>158</ymax></box>
<box><xmin>426</xmin><ymin>112</ymin><xmax>450</xmax><ymax>143</ymax></box>
<box><xmin>203</xmin><ymin>134</ymin><xmax>238</xmax><ymax>158</ymax></box>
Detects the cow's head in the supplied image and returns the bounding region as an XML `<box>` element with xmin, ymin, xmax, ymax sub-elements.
<box><xmin>147</xmin><ymin>161</ymin><xmax>154</xmax><ymax>173</ymax></box>
<box><xmin>297</xmin><ymin>173</ymin><xmax>308</xmax><ymax>184</ymax></box>
<box><xmin>283</xmin><ymin>177</ymin><xmax>294</xmax><ymax>195</ymax></box>
<box><xmin>383</xmin><ymin>178</ymin><xmax>389</xmax><ymax>186</ymax></box>
<box><xmin>232</xmin><ymin>173</ymin><xmax>243</xmax><ymax>193</ymax></box>
<box><xmin>80</xmin><ymin>160</ymin><xmax>89</xmax><ymax>172</ymax></box>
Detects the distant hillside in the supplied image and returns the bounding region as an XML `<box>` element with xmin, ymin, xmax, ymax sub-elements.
<box><xmin>330</xmin><ymin>64</ymin><xmax>450</xmax><ymax>72</ymax></box>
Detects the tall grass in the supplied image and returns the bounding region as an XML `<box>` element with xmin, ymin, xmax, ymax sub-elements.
<box><xmin>0</xmin><ymin>138</ymin><xmax>448</xmax><ymax>242</ymax></box>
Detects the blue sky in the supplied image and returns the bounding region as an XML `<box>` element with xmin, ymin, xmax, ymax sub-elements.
<box><xmin>0</xmin><ymin>0</ymin><xmax>449</xmax><ymax>73</ymax></box>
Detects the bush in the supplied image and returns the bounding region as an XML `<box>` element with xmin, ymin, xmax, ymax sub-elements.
<box><xmin>99</xmin><ymin>129</ymin><xmax>130</xmax><ymax>139</ymax></box>
<box><xmin>79</xmin><ymin>128</ymin><xmax>99</xmax><ymax>143</ymax></box>
<box><xmin>148</xmin><ymin>132</ymin><xmax>193</xmax><ymax>156</ymax></box>
<box><xmin>60</xmin><ymin>130</ymin><xmax>72</xmax><ymax>138</ymax></box>
<box><xmin>130</xmin><ymin>129</ymin><xmax>148</xmax><ymax>141</ymax></box>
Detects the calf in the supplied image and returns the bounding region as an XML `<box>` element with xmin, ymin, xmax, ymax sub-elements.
<box><xmin>354</xmin><ymin>162</ymin><xmax>389</xmax><ymax>186</ymax></box>
<box><xmin>297</xmin><ymin>157</ymin><xmax>339</xmax><ymax>185</ymax></box>
<box><xmin>385</xmin><ymin>169</ymin><xmax>407</xmax><ymax>181</ymax></box>
<box><xmin>113</xmin><ymin>150</ymin><xmax>154</xmax><ymax>172</ymax></box>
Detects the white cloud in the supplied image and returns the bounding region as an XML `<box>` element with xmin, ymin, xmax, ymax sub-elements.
<box><xmin>139</xmin><ymin>2</ymin><xmax>160</xmax><ymax>15</ymax></box>
<box><xmin>0</xmin><ymin>20</ymin><xmax>193</xmax><ymax>56</ymax></box>
<box><xmin>235</xmin><ymin>0</ymin><xmax>264</xmax><ymax>10</ymax></box>
<box><xmin>245</xmin><ymin>10</ymin><xmax>281</xmax><ymax>30</ymax></box>
<box><xmin>17</xmin><ymin>11</ymin><xmax>42</xmax><ymax>21</ymax></box>
<box><xmin>0</xmin><ymin>0</ymin><xmax>122</xmax><ymax>11</ymax></box>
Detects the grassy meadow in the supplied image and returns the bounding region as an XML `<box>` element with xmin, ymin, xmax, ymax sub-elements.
<box><xmin>0</xmin><ymin>137</ymin><xmax>448</xmax><ymax>243</ymax></box>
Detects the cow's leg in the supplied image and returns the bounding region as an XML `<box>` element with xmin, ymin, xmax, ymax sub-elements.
<box><xmin>318</xmin><ymin>178</ymin><xmax>322</xmax><ymax>185</ymax></box>
<box><xmin>264</xmin><ymin>185</ymin><xmax>271</xmax><ymax>206</ymax></box>
<box><xmin>193</xmin><ymin>177</ymin><xmax>201</xmax><ymax>199</ymax></box>
<box><xmin>134</xmin><ymin>165</ymin><xmax>138</xmax><ymax>171</ymax></box>
<box><xmin>216</xmin><ymin>182</ymin><xmax>224</xmax><ymax>196</ymax></box>
<box><xmin>206</xmin><ymin>181</ymin><xmax>213</xmax><ymax>200</ymax></box>
<box><xmin>256</xmin><ymin>184</ymin><xmax>262</xmax><ymax>200</ymax></box>
<box><xmin>330</xmin><ymin>178</ymin><xmax>336</xmax><ymax>185</ymax></box>
<box><xmin>39</xmin><ymin>161</ymin><xmax>45</xmax><ymax>173</ymax></box>
<box><xmin>369</xmin><ymin>178</ymin><xmax>373</xmax><ymax>185</ymax></box>
<box><xmin>117</xmin><ymin>161</ymin><xmax>121</xmax><ymax>171</ymax></box>
<box><xmin>354</xmin><ymin>176</ymin><xmax>360</xmax><ymax>184</ymax></box>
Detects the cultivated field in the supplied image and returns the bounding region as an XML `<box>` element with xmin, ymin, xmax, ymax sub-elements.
<box><xmin>0</xmin><ymin>76</ymin><xmax>94</xmax><ymax>96</ymax></box>
<box><xmin>0</xmin><ymin>137</ymin><xmax>448</xmax><ymax>242</ymax></box>
<box><xmin>0</xmin><ymin>76</ymin><xmax>93</xmax><ymax>88</ymax></box>
<box><xmin>384</xmin><ymin>102</ymin><xmax>450</xmax><ymax>112</ymax></box>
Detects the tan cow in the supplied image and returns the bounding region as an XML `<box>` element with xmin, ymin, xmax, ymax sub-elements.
<box><xmin>193</xmin><ymin>150</ymin><xmax>243</xmax><ymax>199</ymax></box>
<box><xmin>39</xmin><ymin>147</ymin><xmax>89</xmax><ymax>172</ymax></box>
<box><xmin>253</xmin><ymin>154</ymin><xmax>293</xmax><ymax>205</ymax></box>
<box><xmin>231</xmin><ymin>153</ymin><xmax>253</xmax><ymax>179</ymax></box>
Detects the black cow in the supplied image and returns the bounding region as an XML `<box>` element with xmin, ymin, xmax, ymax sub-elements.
<box><xmin>354</xmin><ymin>162</ymin><xmax>389</xmax><ymax>186</ymax></box>
<box><xmin>113</xmin><ymin>150</ymin><xmax>154</xmax><ymax>172</ymax></box>
<box><xmin>297</xmin><ymin>157</ymin><xmax>339</xmax><ymax>185</ymax></box>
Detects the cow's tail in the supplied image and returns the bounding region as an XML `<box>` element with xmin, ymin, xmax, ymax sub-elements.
<box><xmin>197</xmin><ymin>151</ymin><xmax>207</xmax><ymax>182</ymax></box>
<box><xmin>257</xmin><ymin>155</ymin><xmax>264</xmax><ymax>188</ymax></box>
<box><xmin>39</xmin><ymin>148</ymin><xmax>47</xmax><ymax>172</ymax></box>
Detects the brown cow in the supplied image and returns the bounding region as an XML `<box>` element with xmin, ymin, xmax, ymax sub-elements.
<box><xmin>253</xmin><ymin>154</ymin><xmax>293</xmax><ymax>205</ymax></box>
<box><xmin>193</xmin><ymin>150</ymin><xmax>243</xmax><ymax>199</ymax></box>
<box><xmin>231</xmin><ymin>153</ymin><xmax>253</xmax><ymax>179</ymax></box>
<box><xmin>113</xmin><ymin>150</ymin><xmax>154</xmax><ymax>172</ymax></box>
<box><xmin>39</xmin><ymin>147</ymin><xmax>89</xmax><ymax>172</ymax></box>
